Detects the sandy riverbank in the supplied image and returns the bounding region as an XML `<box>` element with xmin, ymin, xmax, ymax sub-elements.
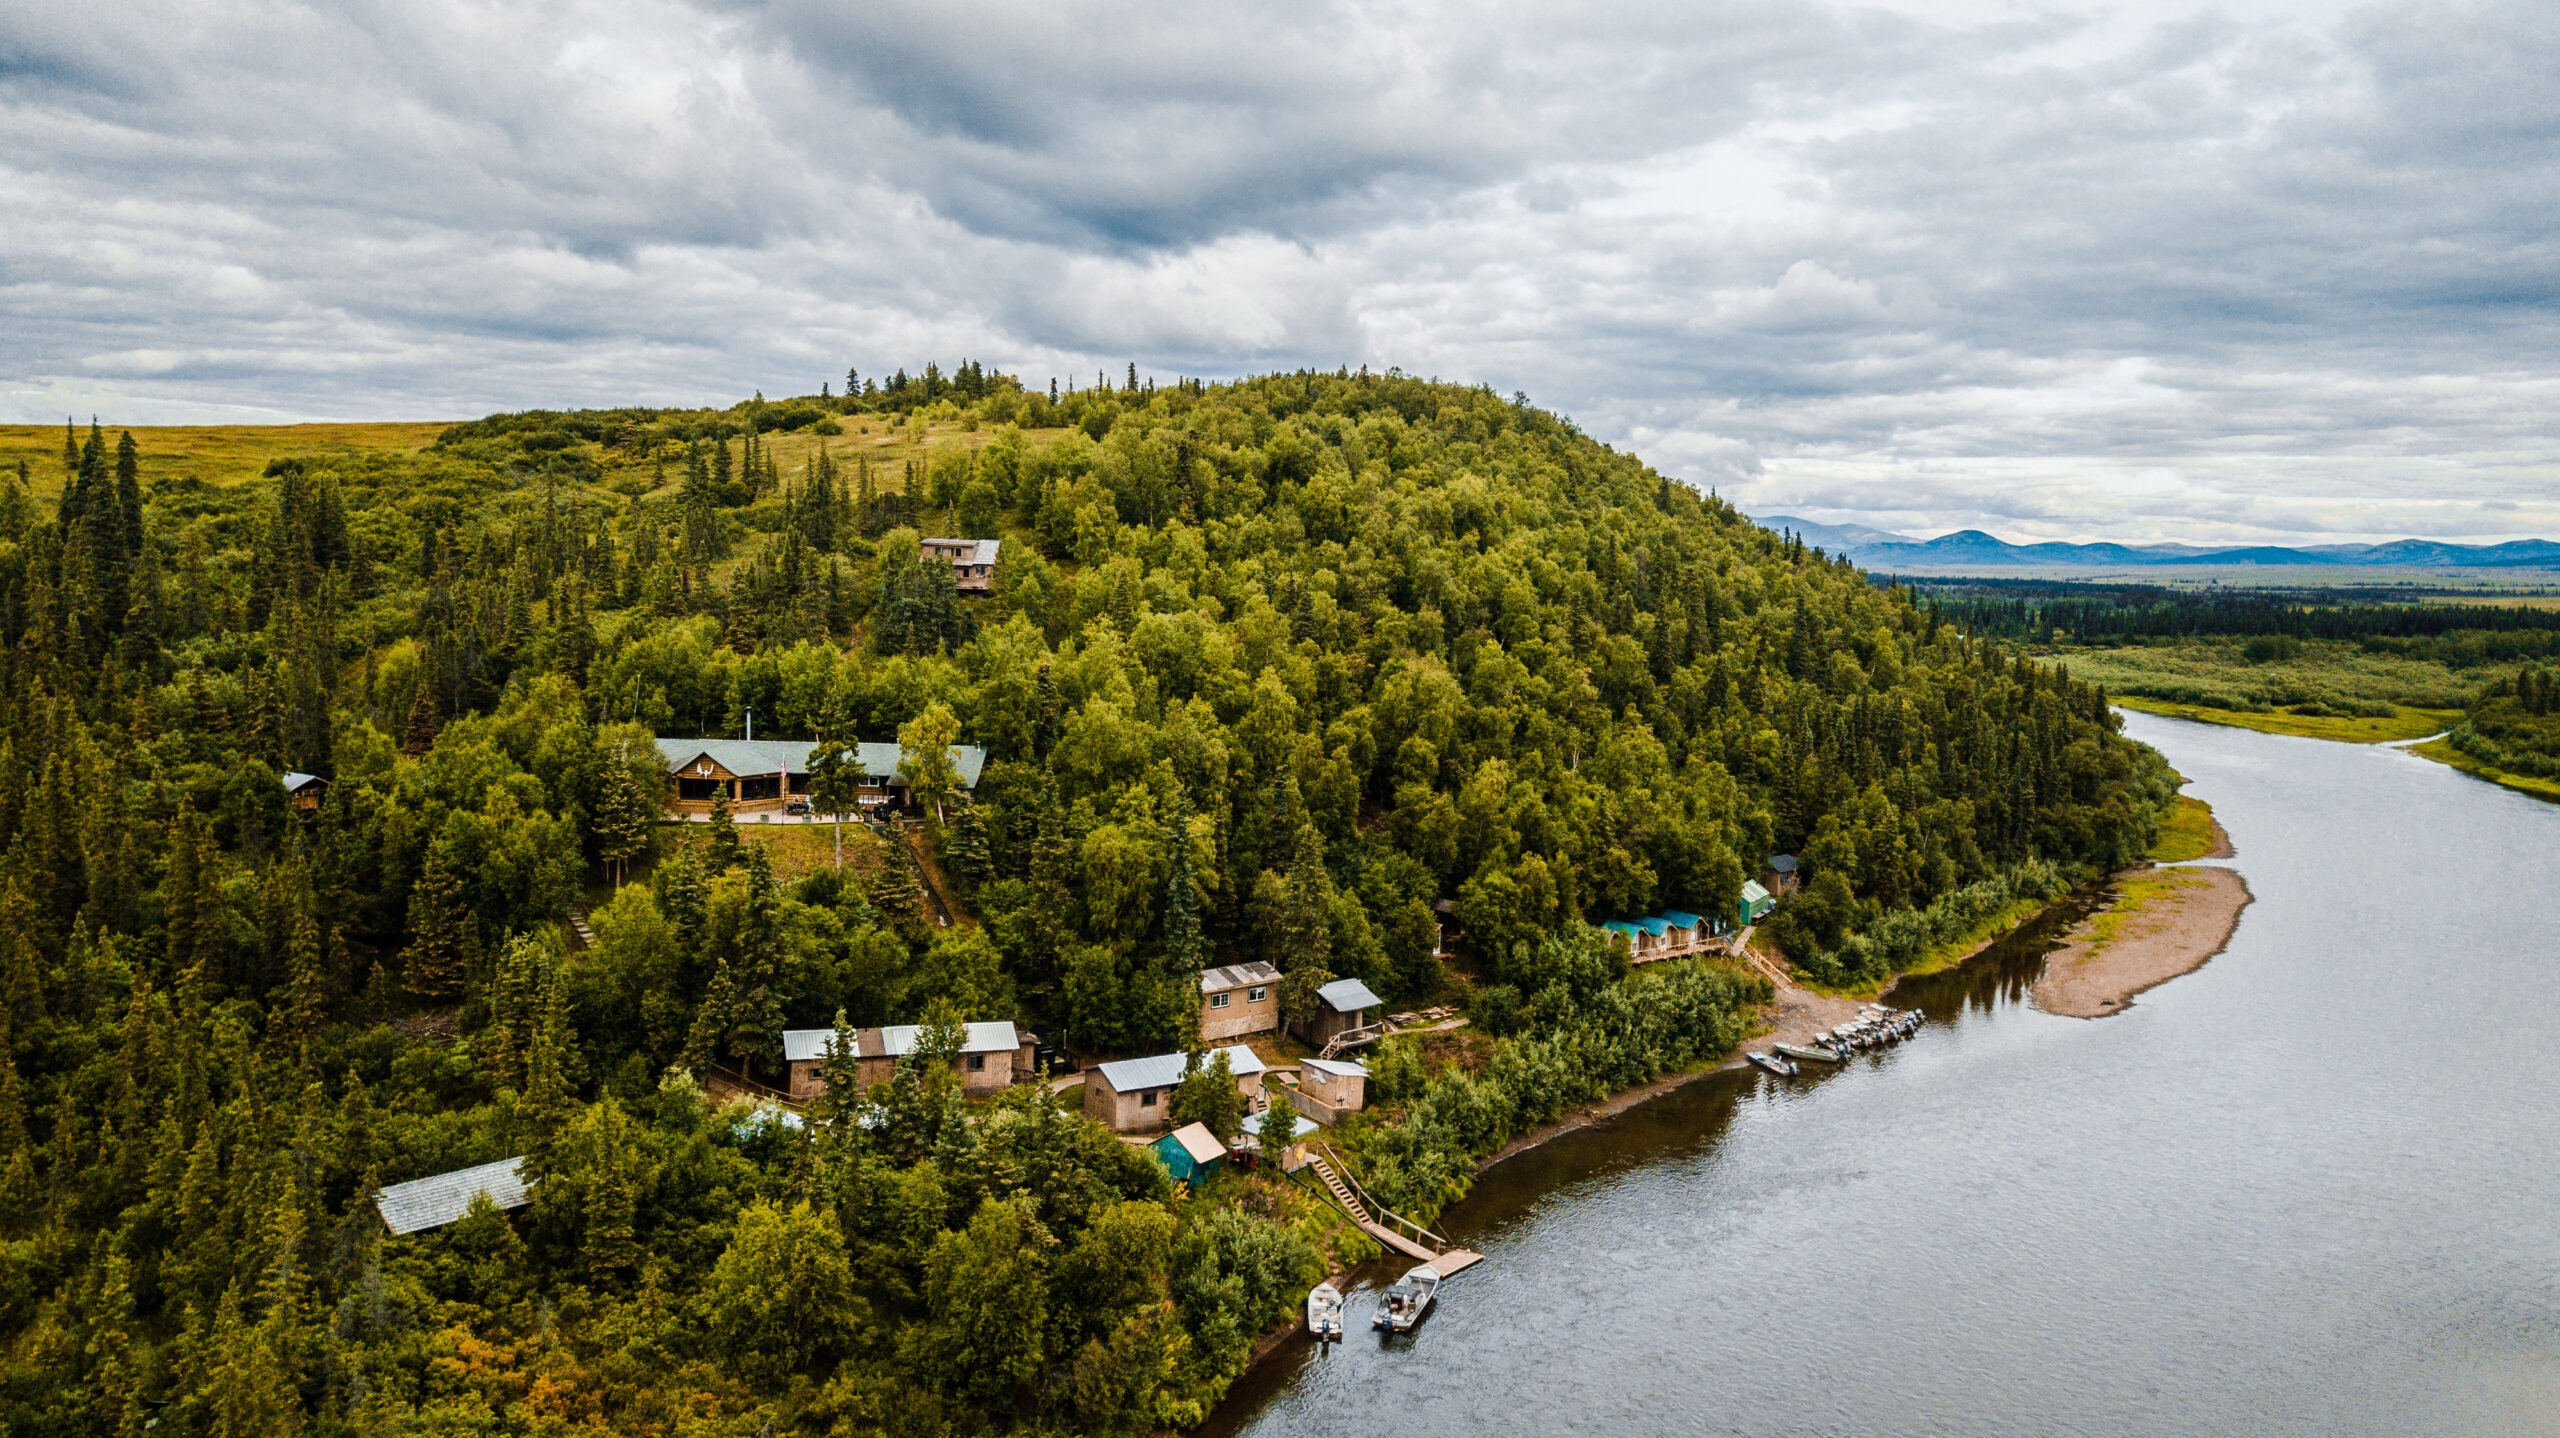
<box><xmin>2032</xmin><ymin>866</ymin><xmax>2251</xmax><ymax>1019</ymax></box>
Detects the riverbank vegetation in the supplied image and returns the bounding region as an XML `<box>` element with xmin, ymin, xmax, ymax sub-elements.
<box><xmin>2146</xmin><ymin>796</ymin><xmax>2222</xmax><ymax>863</ymax></box>
<box><xmin>0</xmin><ymin>370</ymin><xmax>2161</xmax><ymax>1434</ymax></box>
<box><xmin>1926</xmin><ymin>579</ymin><xmax>2560</xmax><ymax>789</ymax></box>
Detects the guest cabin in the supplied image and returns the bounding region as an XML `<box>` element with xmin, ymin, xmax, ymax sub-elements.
<box><xmin>1762</xmin><ymin>854</ymin><xmax>1803</xmax><ymax>896</ymax></box>
<box><xmin>282</xmin><ymin>771</ymin><xmax>328</xmax><ymax>813</ymax></box>
<box><xmin>1198</xmin><ymin>961</ymin><xmax>1281</xmax><ymax>1041</ymax></box>
<box><xmin>1084</xmin><ymin>1044</ymin><xmax>1267</xmax><ymax>1133</ymax></box>
<box><xmin>1294</xmin><ymin>977</ymin><xmax>1385</xmax><ymax>1051</ymax></box>
<box><xmin>780</xmin><ymin>1021</ymin><xmax>1031</xmax><ymax>1103</ymax></box>
<box><xmin>1290</xmin><ymin>1057</ymin><xmax>1369</xmax><ymax>1124</ymax></box>
<box><xmin>654</xmin><ymin>737</ymin><xmax>987</xmax><ymax>819</ymax></box>
<box><xmin>1599</xmin><ymin>910</ymin><xmax>1709</xmax><ymax>964</ymax></box>
<box><xmin>1737</xmin><ymin>879</ymin><xmax>1777</xmax><ymax>927</ymax></box>
<box><xmin>920</xmin><ymin>537</ymin><xmax>1002</xmax><ymax>593</ymax></box>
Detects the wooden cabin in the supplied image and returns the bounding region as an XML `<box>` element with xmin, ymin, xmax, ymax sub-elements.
<box><xmin>1763</xmin><ymin>854</ymin><xmax>1803</xmax><ymax>896</ymax></box>
<box><xmin>1294</xmin><ymin>977</ymin><xmax>1384</xmax><ymax>1051</ymax></box>
<box><xmin>1198</xmin><ymin>961</ymin><xmax>1281</xmax><ymax>1042</ymax></box>
<box><xmin>375</xmin><ymin>1157</ymin><xmax>530</xmax><ymax>1236</ymax></box>
<box><xmin>1083</xmin><ymin>1045</ymin><xmax>1266</xmax><ymax>1133</ymax></box>
<box><xmin>1291</xmin><ymin>1057</ymin><xmax>1368</xmax><ymax>1124</ymax></box>
<box><xmin>282</xmin><ymin>771</ymin><xmax>328</xmax><ymax>813</ymax></box>
<box><xmin>654</xmin><ymin>737</ymin><xmax>987</xmax><ymax>819</ymax></box>
<box><xmin>780</xmin><ymin>1021</ymin><xmax>1030</xmax><ymax>1102</ymax></box>
<box><xmin>920</xmin><ymin>537</ymin><xmax>1001</xmax><ymax>593</ymax></box>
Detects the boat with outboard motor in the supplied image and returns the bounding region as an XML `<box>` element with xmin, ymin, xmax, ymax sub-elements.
<box><xmin>1774</xmin><ymin>1042</ymin><xmax>1843</xmax><ymax>1064</ymax></box>
<box><xmin>1374</xmin><ymin>1265</ymin><xmax>1441</xmax><ymax>1333</ymax></box>
<box><xmin>1747</xmin><ymin>1050</ymin><xmax>1799</xmax><ymax>1077</ymax></box>
<box><xmin>1306</xmin><ymin>1280</ymin><xmax>1344</xmax><ymax>1341</ymax></box>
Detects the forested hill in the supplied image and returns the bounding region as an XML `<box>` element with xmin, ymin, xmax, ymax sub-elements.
<box><xmin>0</xmin><ymin>371</ymin><xmax>2167</xmax><ymax>1435</ymax></box>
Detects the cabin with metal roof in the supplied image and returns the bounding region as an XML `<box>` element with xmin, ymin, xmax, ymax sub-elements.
<box><xmin>779</xmin><ymin>1020</ymin><xmax>1031</xmax><ymax>1102</ymax></box>
<box><xmin>1600</xmin><ymin>910</ymin><xmax>1710</xmax><ymax>964</ymax></box>
<box><xmin>1738</xmin><ymin>879</ymin><xmax>1777</xmax><ymax>927</ymax></box>
<box><xmin>1199</xmin><ymin>960</ymin><xmax>1281</xmax><ymax>1041</ymax></box>
<box><xmin>1083</xmin><ymin>1044</ymin><xmax>1267</xmax><ymax>1133</ymax></box>
<box><xmin>1762</xmin><ymin>854</ymin><xmax>1803</xmax><ymax>896</ymax></box>
<box><xmin>920</xmin><ymin>536</ymin><xmax>1002</xmax><ymax>592</ymax></box>
<box><xmin>374</xmin><ymin>1157</ymin><xmax>531</xmax><ymax>1236</ymax></box>
<box><xmin>653</xmin><ymin>736</ymin><xmax>987</xmax><ymax>818</ymax></box>
<box><xmin>1291</xmin><ymin>1056</ymin><xmax>1370</xmax><ymax>1124</ymax></box>
<box><xmin>1296</xmin><ymin>976</ymin><xmax>1386</xmax><ymax>1051</ymax></box>
<box><xmin>281</xmin><ymin>770</ymin><xmax>328</xmax><ymax>813</ymax></box>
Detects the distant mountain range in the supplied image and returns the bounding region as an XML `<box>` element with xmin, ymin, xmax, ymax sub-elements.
<box><xmin>1750</xmin><ymin>515</ymin><xmax>2560</xmax><ymax>571</ymax></box>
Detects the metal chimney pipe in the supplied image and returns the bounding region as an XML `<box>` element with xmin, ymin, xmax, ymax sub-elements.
<box><xmin>746</xmin><ymin>707</ymin><xmax>754</xmax><ymax>741</ymax></box>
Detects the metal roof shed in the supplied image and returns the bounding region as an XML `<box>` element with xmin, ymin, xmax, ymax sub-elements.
<box><xmin>375</xmin><ymin>1157</ymin><xmax>531</xmax><ymax>1236</ymax></box>
<box><xmin>1316</xmin><ymin>978</ymin><xmax>1383</xmax><ymax>1014</ymax></box>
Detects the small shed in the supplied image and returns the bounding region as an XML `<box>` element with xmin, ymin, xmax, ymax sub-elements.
<box><xmin>1297</xmin><ymin>977</ymin><xmax>1385</xmax><ymax>1050</ymax></box>
<box><xmin>375</xmin><ymin>1157</ymin><xmax>531</xmax><ymax>1236</ymax></box>
<box><xmin>1738</xmin><ymin>879</ymin><xmax>1776</xmax><ymax>927</ymax></box>
<box><xmin>1152</xmin><ymin>1122</ymin><xmax>1228</xmax><ymax>1184</ymax></box>
<box><xmin>1762</xmin><ymin>855</ymin><xmax>1803</xmax><ymax>896</ymax></box>
<box><xmin>281</xmin><ymin>771</ymin><xmax>328</xmax><ymax>813</ymax></box>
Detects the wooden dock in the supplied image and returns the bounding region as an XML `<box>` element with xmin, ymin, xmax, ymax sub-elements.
<box><xmin>1306</xmin><ymin>1146</ymin><xmax>1483</xmax><ymax>1277</ymax></box>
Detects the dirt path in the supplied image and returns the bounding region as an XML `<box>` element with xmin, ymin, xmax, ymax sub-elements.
<box><xmin>2032</xmin><ymin>866</ymin><xmax>2252</xmax><ymax>1019</ymax></box>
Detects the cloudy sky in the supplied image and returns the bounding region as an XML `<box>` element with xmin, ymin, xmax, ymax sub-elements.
<box><xmin>4</xmin><ymin>0</ymin><xmax>2554</xmax><ymax>543</ymax></box>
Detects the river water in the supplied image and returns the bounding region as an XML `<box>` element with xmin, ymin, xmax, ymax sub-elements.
<box><xmin>1206</xmin><ymin>713</ymin><xmax>2560</xmax><ymax>1436</ymax></box>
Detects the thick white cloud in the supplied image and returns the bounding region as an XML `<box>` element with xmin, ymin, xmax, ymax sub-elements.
<box><xmin>2</xmin><ymin>0</ymin><xmax>2554</xmax><ymax>542</ymax></box>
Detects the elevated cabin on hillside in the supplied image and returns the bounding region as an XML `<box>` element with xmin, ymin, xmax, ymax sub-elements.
<box><xmin>1199</xmin><ymin>961</ymin><xmax>1281</xmax><ymax>1041</ymax></box>
<box><xmin>1084</xmin><ymin>1044</ymin><xmax>1267</xmax><ymax>1133</ymax></box>
<box><xmin>1152</xmin><ymin>1122</ymin><xmax>1227</xmax><ymax>1185</ymax></box>
<box><xmin>653</xmin><ymin>737</ymin><xmax>987</xmax><ymax>819</ymax></box>
<box><xmin>921</xmin><ymin>537</ymin><xmax>1001</xmax><ymax>593</ymax></box>
<box><xmin>375</xmin><ymin>1157</ymin><xmax>530</xmax><ymax>1236</ymax></box>
<box><xmin>1762</xmin><ymin>854</ymin><xmax>1802</xmax><ymax>896</ymax></box>
<box><xmin>1295</xmin><ymin>977</ymin><xmax>1385</xmax><ymax>1051</ymax></box>
<box><xmin>282</xmin><ymin>771</ymin><xmax>329</xmax><ymax>813</ymax></box>
<box><xmin>1738</xmin><ymin>879</ymin><xmax>1777</xmax><ymax>928</ymax></box>
<box><xmin>781</xmin><ymin>1021</ymin><xmax>1030</xmax><ymax>1103</ymax></box>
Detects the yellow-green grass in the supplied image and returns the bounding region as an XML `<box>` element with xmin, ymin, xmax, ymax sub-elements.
<box><xmin>0</xmin><ymin>421</ymin><xmax>451</xmax><ymax>495</ymax></box>
<box><xmin>2148</xmin><ymin>795</ymin><xmax>2221</xmax><ymax>863</ymax></box>
<box><xmin>2408</xmin><ymin>739</ymin><xmax>2560</xmax><ymax>803</ymax></box>
<box><xmin>2113</xmin><ymin>695</ymin><xmax>2460</xmax><ymax>743</ymax></box>
<box><xmin>2078</xmin><ymin>868</ymin><xmax>2209</xmax><ymax>955</ymax></box>
<box><xmin>657</xmin><ymin>821</ymin><xmax>884</xmax><ymax>884</ymax></box>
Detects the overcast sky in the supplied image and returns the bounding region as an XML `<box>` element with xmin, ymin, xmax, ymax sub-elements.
<box><xmin>4</xmin><ymin>0</ymin><xmax>2554</xmax><ymax>543</ymax></box>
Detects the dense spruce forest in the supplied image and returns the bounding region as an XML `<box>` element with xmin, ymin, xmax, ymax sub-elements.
<box><xmin>0</xmin><ymin>369</ymin><xmax>2168</xmax><ymax>1436</ymax></box>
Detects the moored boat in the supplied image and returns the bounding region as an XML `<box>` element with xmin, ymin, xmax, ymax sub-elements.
<box><xmin>1747</xmin><ymin>1051</ymin><xmax>1799</xmax><ymax>1077</ymax></box>
<box><xmin>1306</xmin><ymin>1280</ymin><xmax>1344</xmax><ymax>1341</ymax></box>
<box><xmin>1774</xmin><ymin>1042</ymin><xmax>1843</xmax><ymax>1064</ymax></box>
<box><xmin>1373</xmin><ymin>1265</ymin><xmax>1441</xmax><ymax>1333</ymax></box>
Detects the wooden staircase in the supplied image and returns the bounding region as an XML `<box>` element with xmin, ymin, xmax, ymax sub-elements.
<box><xmin>1303</xmin><ymin>1145</ymin><xmax>1483</xmax><ymax>1276</ymax></box>
<box><xmin>568</xmin><ymin>910</ymin><xmax>597</xmax><ymax>948</ymax></box>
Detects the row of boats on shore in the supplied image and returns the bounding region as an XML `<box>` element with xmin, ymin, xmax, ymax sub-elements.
<box><xmin>1306</xmin><ymin>1262</ymin><xmax>1444</xmax><ymax>1340</ymax></box>
<box><xmin>1748</xmin><ymin>1003</ymin><xmax>1923</xmax><ymax>1077</ymax></box>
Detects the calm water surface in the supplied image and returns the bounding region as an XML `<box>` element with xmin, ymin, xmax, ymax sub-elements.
<box><xmin>1207</xmin><ymin>713</ymin><xmax>2560</xmax><ymax>1436</ymax></box>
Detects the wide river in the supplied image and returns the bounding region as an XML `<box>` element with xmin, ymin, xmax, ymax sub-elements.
<box><xmin>1206</xmin><ymin>712</ymin><xmax>2560</xmax><ymax>1436</ymax></box>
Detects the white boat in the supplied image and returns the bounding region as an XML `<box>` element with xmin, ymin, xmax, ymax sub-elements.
<box><xmin>1373</xmin><ymin>1264</ymin><xmax>1441</xmax><ymax>1333</ymax></box>
<box><xmin>1306</xmin><ymin>1280</ymin><xmax>1344</xmax><ymax>1340</ymax></box>
<box><xmin>1747</xmin><ymin>1051</ymin><xmax>1799</xmax><ymax>1077</ymax></box>
<box><xmin>1774</xmin><ymin>1042</ymin><xmax>1843</xmax><ymax>1064</ymax></box>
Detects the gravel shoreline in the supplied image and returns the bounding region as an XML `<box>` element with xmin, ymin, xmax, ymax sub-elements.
<box><xmin>2031</xmin><ymin>866</ymin><xmax>2252</xmax><ymax>1019</ymax></box>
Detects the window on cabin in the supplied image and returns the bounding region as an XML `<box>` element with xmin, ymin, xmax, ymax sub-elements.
<box><xmin>677</xmin><ymin>778</ymin><xmax>723</xmax><ymax>801</ymax></box>
<box><xmin>1140</xmin><ymin>1089</ymin><xmax>1157</xmax><ymax>1107</ymax></box>
<box><xmin>1248</xmin><ymin>986</ymin><xmax>1268</xmax><ymax>1002</ymax></box>
<box><xmin>1210</xmin><ymin>992</ymin><xmax>1230</xmax><ymax>1009</ymax></box>
<box><xmin>967</xmin><ymin>1053</ymin><xmax>986</xmax><ymax>1071</ymax></box>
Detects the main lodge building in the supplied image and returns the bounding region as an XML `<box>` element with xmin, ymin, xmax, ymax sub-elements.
<box><xmin>654</xmin><ymin>737</ymin><xmax>988</xmax><ymax>818</ymax></box>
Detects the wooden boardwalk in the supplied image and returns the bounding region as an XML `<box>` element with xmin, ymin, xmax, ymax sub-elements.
<box><xmin>1306</xmin><ymin>1147</ymin><xmax>1483</xmax><ymax>1277</ymax></box>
